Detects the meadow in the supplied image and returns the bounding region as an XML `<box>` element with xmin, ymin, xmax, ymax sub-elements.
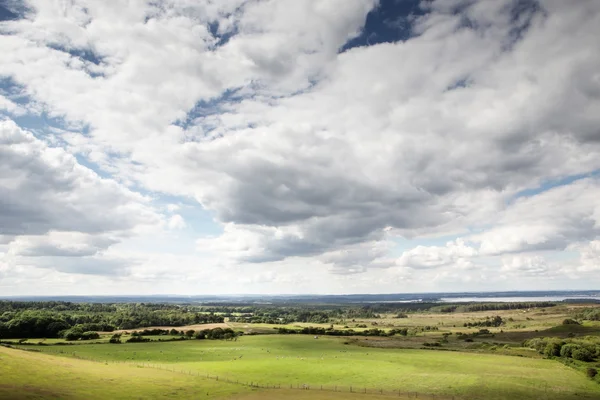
<box><xmin>2</xmin><ymin>301</ymin><xmax>600</xmax><ymax>399</ymax></box>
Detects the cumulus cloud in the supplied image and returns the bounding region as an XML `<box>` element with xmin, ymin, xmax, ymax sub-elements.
<box><xmin>7</xmin><ymin>232</ymin><xmax>117</xmax><ymax>258</ymax></box>
<box><xmin>0</xmin><ymin>94</ymin><xmax>26</xmax><ymax>116</ymax></box>
<box><xmin>474</xmin><ymin>178</ymin><xmax>600</xmax><ymax>255</ymax></box>
<box><xmin>397</xmin><ymin>239</ymin><xmax>477</xmax><ymax>269</ymax></box>
<box><xmin>1</xmin><ymin>0</ymin><xmax>600</xmax><ymax>291</ymax></box>
<box><xmin>572</xmin><ymin>240</ymin><xmax>600</xmax><ymax>272</ymax></box>
<box><xmin>167</xmin><ymin>214</ymin><xmax>187</xmax><ymax>230</ymax></box>
<box><xmin>0</xmin><ymin>119</ymin><xmax>160</xmax><ymax>237</ymax></box>
<box><xmin>501</xmin><ymin>255</ymin><xmax>550</xmax><ymax>277</ymax></box>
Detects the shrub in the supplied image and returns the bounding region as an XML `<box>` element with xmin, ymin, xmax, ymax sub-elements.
<box><xmin>562</xmin><ymin>319</ymin><xmax>580</xmax><ymax>325</ymax></box>
<box><xmin>587</xmin><ymin>368</ymin><xmax>597</xmax><ymax>378</ymax></box>
<box><xmin>572</xmin><ymin>348</ymin><xmax>594</xmax><ymax>362</ymax></box>
<box><xmin>544</xmin><ymin>342</ymin><xmax>563</xmax><ymax>358</ymax></box>
<box><xmin>63</xmin><ymin>329</ymin><xmax>83</xmax><ymax>341</ymax></box>
<box><xmin>109</xmin><ymin>333</ymin><xmax>122</xmax><ymax>344</ymax></box>
<box><xmin>560</xmin><ymin>343</ymin><xmax>581</xmax><ymax>358</ymax></box>
<box><xmin>80</xmin><ymin>331</ymin><xmax>100</xmax><ymax>340</ymax></box>
<box><xmin>126</xmin><ymin>336</ymin><xmax>150</xmax><ymax>343</ymax></box>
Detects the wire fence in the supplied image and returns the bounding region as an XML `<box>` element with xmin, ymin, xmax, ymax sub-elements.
<box><xmin>10</xmin><ymin>346</ymin><xmax>599</xmax><ymax>400</ymax></box>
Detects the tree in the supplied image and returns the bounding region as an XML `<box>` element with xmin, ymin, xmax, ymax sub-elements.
<box><xmin>64</xmin><ymin>327</ymin><xmax>84</xmax><ymax>341</ymax></box>
<box><xmin>572</xmin><ymin>348</ymin><xmax>594</xmax><ymax>362</ymax></box>
<box><xmin>109</xmin><ymin>333</ymin><xmax>122</xmax><ymax>344</ymax></box>
<box><xmin>81</xmin><ymin>331</ymin><xmax>100</xmax><ymax>340</ymax></box>
<box><xmin>185</xmin><ymin>330</ymin><xmax>195</xmax><ymax>338</ymax></box>
<box><xmin>544</xmin><ymin>341</ymin><xmax>562</xmax><ymax>358</ymax></box>
<box><xmin>560</xmin><ymin>343</ymin><xmax>580</xmax><ymax>358</ymax></box>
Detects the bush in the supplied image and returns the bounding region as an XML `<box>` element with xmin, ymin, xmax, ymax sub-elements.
<box><xmin>63</xmin><ymin>328</ymin><xmax>83</xmax><ymax>341</ymax></box>
<box><xmin>126</xmin><ymin>336</ymin><xmax>151</xmax><ymax>343</ymax></box>
<box><xmin>572</xmin><ymin>348</ymin><xmax>594</xmax><ymax>362</ymax></box>
<box><xmin>544</xmin><ymin>342</ymin><xmax>563</xmax><ymax>358</ymax></box>
<box><xmin>562</xmin><ymin>319</ymin><xmax>580</xmax><ymax>325</ymax></box>
<box><xmin>80</xmin><ymin>331</ymin><xmax>100</xmax><ymax>340</ymax></box>
<box><xmin>109</xmin><ymin>333</ymin><xmax>122</xmax><ymax>344</ymax></box>
<box><xmin>587</xmin><ymin>368</ymin><xmax>597</xmax><ymax>378</ymax></box>
<box><xmin>560</xmin><ymin>343</ymin><xmax>581</xmax><ymax>358</ymax></box>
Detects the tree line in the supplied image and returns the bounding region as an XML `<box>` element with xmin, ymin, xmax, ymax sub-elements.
<box><xmin>434</xmin><ymin>302</ymin><xmax>556</xmax><ymax>313</ymax></box>
<box><xmin>0</xmin><ymin>302</ymin><xmax>223</xmax><ymax>339</ymax></box>
<box><xmin>275</xmin><ymin>326</ymin><xmax>409</xmax><ymax>337</ymax></box>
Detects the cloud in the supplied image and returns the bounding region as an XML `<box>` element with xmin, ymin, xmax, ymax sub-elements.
<box><xmin>167</xmin><ymin>214</ymin><xmax>187</xmax><ymax>230</ymax></box>
<box><xmin>501</xmin><ymin>255</ymin><xmax>550</xmax><ymax>277</ymax></box>
<box><xmin>16</xmin><ymin>254</ymin><xmax>133</xmax><ymax>276</ymax></box>
<box><xmin>474</xmin><ymin>178</ymin><xmax>600</xmax><ymax>255</ymax></box>
<box><xmin>397</xmin><ymin>239</ymin><xmax>477</xmax><ymax>269</ymax></box>
<box><xmin>0</xmin><ymin>119</ymin><xmax>160</xmax><ymax>237</ymax></box>
<box><xmin>572</xmin><ymin>240</ymin><xmax>600</xmax><ymax>272</ymax></box>
<box><xmin>1</xmin><ymin>0</ymin><xmax>600</xmax><ymax>291</ymax></box>
<box><xmin>170</xmin><ymin>0</ymin><xmax>600</xmax><ymax>270</ymax></box>
<box><xmin>7</xmin><ymin>232</ymin><xmax>117</xmax><ymax>257</ymax></box>
<box><xmin>0</xmin><ymin>94</ymin><xmax>26</xmax><ymax>116</ymax></box>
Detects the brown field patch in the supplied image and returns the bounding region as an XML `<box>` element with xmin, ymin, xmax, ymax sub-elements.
<box><xmin>111</xmin><ymin>322</ymin><xmax>231</xmax><ymax>334</ymax></box>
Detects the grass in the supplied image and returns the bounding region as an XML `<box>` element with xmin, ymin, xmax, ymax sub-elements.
<box><xmin>24</xmin><ymin>334</ymin><xmax>600</xmax><ymax>400</ymax></box>
<box><xmin>0</xmin><ymin>345</ymin><xmax>418</xmax><ymax>400</ymax></box>
<box><xmin>3</xmin><ymin>303</ymin><xmax>600</xmax><ymax>399</ymax></box>
<box><xmin>0</xmin><ymin>345</ymin><xmax>250</xmax><ymax>399</ymax></box>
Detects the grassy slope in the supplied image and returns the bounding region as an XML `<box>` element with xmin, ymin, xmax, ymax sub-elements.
<box><xmin>30</xmin><ymin>335</ymin><xmax>600</xmax><ymax>400</ymax></box>
<box><xmin>0</xmin><ymin>346</ymin><xmax>413</xmax><ymax>400</ymax></box>
<box><xmin>0</xmin><ymin>345</ymin><xmax>250</xmax><ymax>399</ymax></box>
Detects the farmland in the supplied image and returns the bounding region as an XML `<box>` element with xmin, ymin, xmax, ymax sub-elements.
<box><xmin>1</xmin><ymin>300</ymin><xmax>600</xmax><ymax>399</ymax></box>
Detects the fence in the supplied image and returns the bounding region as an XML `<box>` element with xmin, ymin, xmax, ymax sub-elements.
<box><xmin>10</xmin><ymin>346</ymin><xmax>598</xmax><ymax>400</ymax></box>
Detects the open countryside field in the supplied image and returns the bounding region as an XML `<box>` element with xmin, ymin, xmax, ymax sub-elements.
<box><xmin>18</xmin><ymin>334</ymin><xmax>600</xmax><ymax>400</ymax></box>
<box><xmin>0</xmin><ymin>345</ymin><xmax>400</xmax><ymax>400</ymax></box>
<box><xmin>3</xmin><ymin>301</ymin><xmax>600</xmax><ymax>399</ymax></box>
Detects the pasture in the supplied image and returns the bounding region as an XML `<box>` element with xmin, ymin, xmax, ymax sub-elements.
<box><xmin>24</xmin><ymin>334</ymin><xmax>600</xmax><ymax>400</ymax></box>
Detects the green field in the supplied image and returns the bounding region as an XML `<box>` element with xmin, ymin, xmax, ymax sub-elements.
<box><xmin>2</xmin><ymin>303</ymin><xmax>600</xmax><ymax>399</ymax></box>
<box><xmin>12</xmin><ymin>334</ymin><xmax>598</xmax><ymax>400</ymax></box>
<box><xmin>0</xmin><ymin>345</ymin><xmax>399</xmax><ymax>400</ymax></box>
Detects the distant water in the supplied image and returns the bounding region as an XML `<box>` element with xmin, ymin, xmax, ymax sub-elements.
<box><xmin>440</xmin><ymin>296</ymin><xmax>600</xmax><ymax>303</ymax></box>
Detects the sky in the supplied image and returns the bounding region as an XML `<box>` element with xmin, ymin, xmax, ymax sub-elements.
<box><xmin>1</xmin><ymin>0</ymin><xmax>600</xmax><ymax>296</ymax></box>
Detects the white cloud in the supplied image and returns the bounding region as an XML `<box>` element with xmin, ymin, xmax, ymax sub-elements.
<box><xmin>572</xmin><ymin>240</ymin><xmax>600</xmax><ymax>272</ymax></box>
<box><xmin>474</xmin><ymin>178</ymin><xmax>600</xmax><ymax>255</ymax></box>
<box><xmin>397</xmin><ymin>239</ymin><xmax>478</xmax><ymax>270</ymax></box>
<box><xmin>167</xmin><ymin>214</ymin><xmax>187</xmax><ymax>230</ymax></box>
<box><xmin>0</xmin><ymin>119</ymin><xmax>160</xmax><ymax>236</ymax></box>
<box><xmin>7</xmin><ymin>231</ymin><xmax>117</xmax><ymax>258</ymax></box>
<box><xmin>0</xmin><ymin>94</ymin><xmax>26</xmax><ymax>116</ymax></box>
<box><xmin>501</xmin><ymin>255</ymin><xmax>550</xmax><ymax>277</ymax></box>
<box><xmin>1</xmin><ymin>0</ymin><xmax>600</xmax><ymax>293</ymax></box>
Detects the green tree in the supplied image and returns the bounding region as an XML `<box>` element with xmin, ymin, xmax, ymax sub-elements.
<box><xmin>81</xmin><ymin>331</ymin><xmax>100</xmax><ymax>340</ymax></box>
<box><xmin>572</xmin><ymin>348</ymin><xmax>594</xmax><ymax>362</ymax></box>
<box><xmin>544</xmin><ymin>341</ymin><xmax>562</xmax><ymax>358</ymax></box>
<box><xmin>560</xmin><ymin>343</ymin><xmax>580</xmax><ymax>358</ymax></box>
